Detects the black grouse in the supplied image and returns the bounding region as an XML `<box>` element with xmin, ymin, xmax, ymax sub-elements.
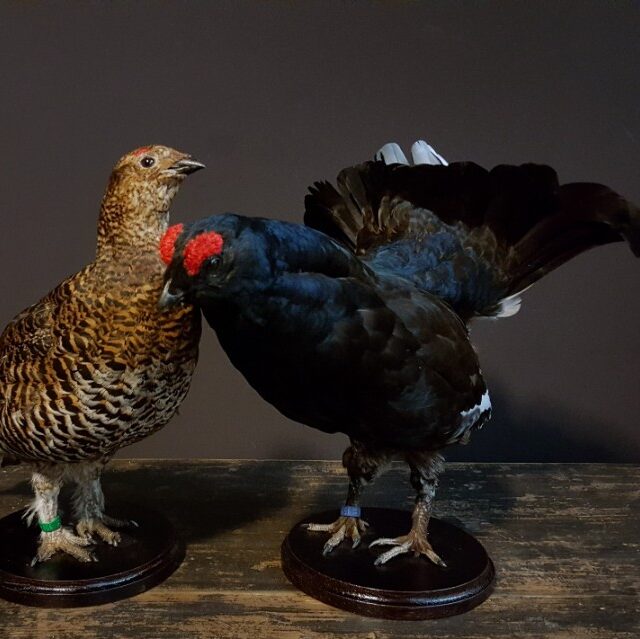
<box><xmin>159</xmin><ymin>140</ymin><xmax>639</xmax><ymax>565</ymax></box>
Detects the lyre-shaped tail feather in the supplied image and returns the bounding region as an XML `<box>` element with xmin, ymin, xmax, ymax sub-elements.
<box><xmin>304</xmin><ymin>140</ymin><xmax>639</xmax><ymax>319</ymax></box>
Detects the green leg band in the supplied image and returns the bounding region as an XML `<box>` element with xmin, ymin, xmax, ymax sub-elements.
<box><xmin>39</xmin><ymin>516</ymin><xmax>62</xmax><ymax>533</ymax></box>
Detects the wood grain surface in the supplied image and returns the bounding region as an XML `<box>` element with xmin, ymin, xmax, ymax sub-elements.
<box><xmin>0</xmin><ymin>460</ymin><xmax>637</xmax><ymax>638</ymax></box>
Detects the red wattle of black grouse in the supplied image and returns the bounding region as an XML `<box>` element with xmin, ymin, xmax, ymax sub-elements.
<box><xmin>159</xmin><ymin>141</ymin><xmax>640</xmax><ymax>566</ymax></box>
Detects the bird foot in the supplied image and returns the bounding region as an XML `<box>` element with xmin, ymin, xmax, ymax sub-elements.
<box><xmin>304</xmin><ymin>515</ymin><xmax>369</xmax><ymax>555</ymax></box>
<box><xmin>76</xmin><ymin>515</ymin><xmax>136</xmax><ymax>546</ymax></box>
<box><xmin>370</xmin><ymin>527</ymin><xmax>447</xmax><ymax>567</ymax></box>
<box><xmin>33</xmin><ymin>527</ymin><xmax>95</xmax><ymax>565</ymax></box>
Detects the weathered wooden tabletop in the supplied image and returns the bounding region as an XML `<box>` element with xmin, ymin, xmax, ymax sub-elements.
<box><xmin>0</xmin><ymin>460</ymin><xmax>637</xmax><ymax>638</ymax></box>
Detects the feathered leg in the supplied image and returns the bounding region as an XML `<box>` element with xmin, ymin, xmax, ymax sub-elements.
<box><xmin>305</xmin><ymin>440</ymin><xmax>386</xmax><ymax>555</ymax></box>
<box><xmin>370</xmin><ymin>452</ymin><xmax>446</xmax><ymax>567</ymax></box>
<box><xmin>71</xmin><ymin>460</ymin><xmax>134</xmax><ymax>546</ymax></box>
<box><xmin>27</xmin><ymin>465</ymin><xmax>94</xmax><ymax>564</ymax></box>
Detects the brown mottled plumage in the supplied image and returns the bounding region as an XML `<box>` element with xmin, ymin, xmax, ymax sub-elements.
<box><xmin>0</xmin><ymin>145</ymin><xmax>203</xmax><ymax>562</ymax></box>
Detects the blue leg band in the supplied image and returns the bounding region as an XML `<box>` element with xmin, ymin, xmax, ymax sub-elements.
<box><xmin>341</xmin><ymin>505</ymin><xmax>361</xmax><ymax>518</ymax></box>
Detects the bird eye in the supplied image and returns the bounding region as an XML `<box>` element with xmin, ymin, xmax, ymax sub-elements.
<box><xmin>208</xmin><ymin>256</ymin><xmax>222</xmax><ymax>268</ymax></box>
<box><xmin>140</xmin><ymin>156</ymin><xmax>155</xmax><ymax>168</ymax></box>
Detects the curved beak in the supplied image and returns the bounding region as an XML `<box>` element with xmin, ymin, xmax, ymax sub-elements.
<box><xmin>158</xmin><ymin>279</ymin><xmax>185</xmax><ymax>308</ymax></box>
<box><xmin>169</xmin><ymin>157</ymin><xmax>206</xmax><ymax>175</ymax></box>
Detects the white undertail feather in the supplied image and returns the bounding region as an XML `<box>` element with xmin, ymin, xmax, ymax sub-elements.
<box><xmin>375</xmin><ymin>143</ymin><xmax>409</xmax><ymax>165</ymax></box>
<box><xmin>485</xmin><ymin>284</ymin><xmax>534</xmax><ymax>319</ymax></box>
<box><xmin>376</xmin><ymin>139</ymin><xmax>447</xmax><ymax>166</ymax></box>
<box><xmin>411</xmin><ymin>140</ymin><xmax>448</xmax><ymax>166</ymax></box>
<box><xmin>494</xmin><ymin>294</ymin><xmax>522</xmax><ymax>317</ymax></box>
<box><xmin>493</xmin><ymin>293</ymin><xmax>523</xmax><ymax>318</ymax></box>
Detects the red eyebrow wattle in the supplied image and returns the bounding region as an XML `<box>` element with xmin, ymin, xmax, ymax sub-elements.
<box><xmin>183</xmin><ymin>232</ymin><xmax>224</xmax><ymax>276</ymax></box>
<box><xmin>159</xmin><ymin>223</ymin><xmax>184</xmax><ymax>266</ymax></box>
<box><xmin>132</xmin><ymin>146</ymin><xmax>153</xmax><ymax>157</ymax></box>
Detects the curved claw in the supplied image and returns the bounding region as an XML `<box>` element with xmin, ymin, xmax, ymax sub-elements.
<box><xmin>323</xmin><ymin>528</ymin><xmax>347</xmax><ymax>556</ymax></box>
<box><xmin>304</xmin><ymin>515</ymin><xmax>369</xmax><ymax>556</ymax></box>
<box><xmin>369</xmin><ymin>536</ymin><xmax>399</xmax><ymax>548</ymax></box>
<box><xmin>370</xmin><ymin>532</ymin><xmax>447</xmax><ymax>567</ymax></box>
<box><xmin>76</xmin><ymin>519</ymin><xmax>122</xmax><ymax>546</ymax></box>
<box><xmin>33</xmin><ymin>528</ymin><xmax>96</xmax><ymax>564</ymax></box>
<box><xmin>374</xmin><ymin>541</ymin><xmax>413</xmax><ymax>566</ymax></box>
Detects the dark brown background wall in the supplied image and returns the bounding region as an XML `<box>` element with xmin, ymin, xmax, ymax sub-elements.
<box><xmin>0</xmin><ymin>1</ymin><xmax>638</xmax><ymax>461</ymax></box>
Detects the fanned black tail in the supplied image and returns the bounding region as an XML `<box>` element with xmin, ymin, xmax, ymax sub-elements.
<box><xmin>304</xmin><ymin>160</ymin><xmax>640</xmax><ymax>319</ymax></box>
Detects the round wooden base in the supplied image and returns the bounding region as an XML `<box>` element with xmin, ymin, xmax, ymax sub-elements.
<box><xmin>281</xmin><ymin>508</ymin><xmax>495</xmax><ymax>620</ymax></box>
<box><xmin>0</xmin><ymin>503</ymin><xmax>184</xmax><ymax>607</ymax></box>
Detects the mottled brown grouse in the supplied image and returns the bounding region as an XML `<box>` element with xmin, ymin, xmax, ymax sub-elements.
<box><xmin>0</xmin><ymin>145</ymin><xmax>203</xmax><ymax>562</ymax></box>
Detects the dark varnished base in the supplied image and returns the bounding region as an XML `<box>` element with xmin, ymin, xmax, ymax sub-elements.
<box><xmin>0</xmin><ymin>503</ymin><xmax>184</xmax><ymax>607</ymax></box>
<box><xmin>281</xmin><ymin>508</ymin><xmax>495</xmax><ymax>620</ymax></box>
